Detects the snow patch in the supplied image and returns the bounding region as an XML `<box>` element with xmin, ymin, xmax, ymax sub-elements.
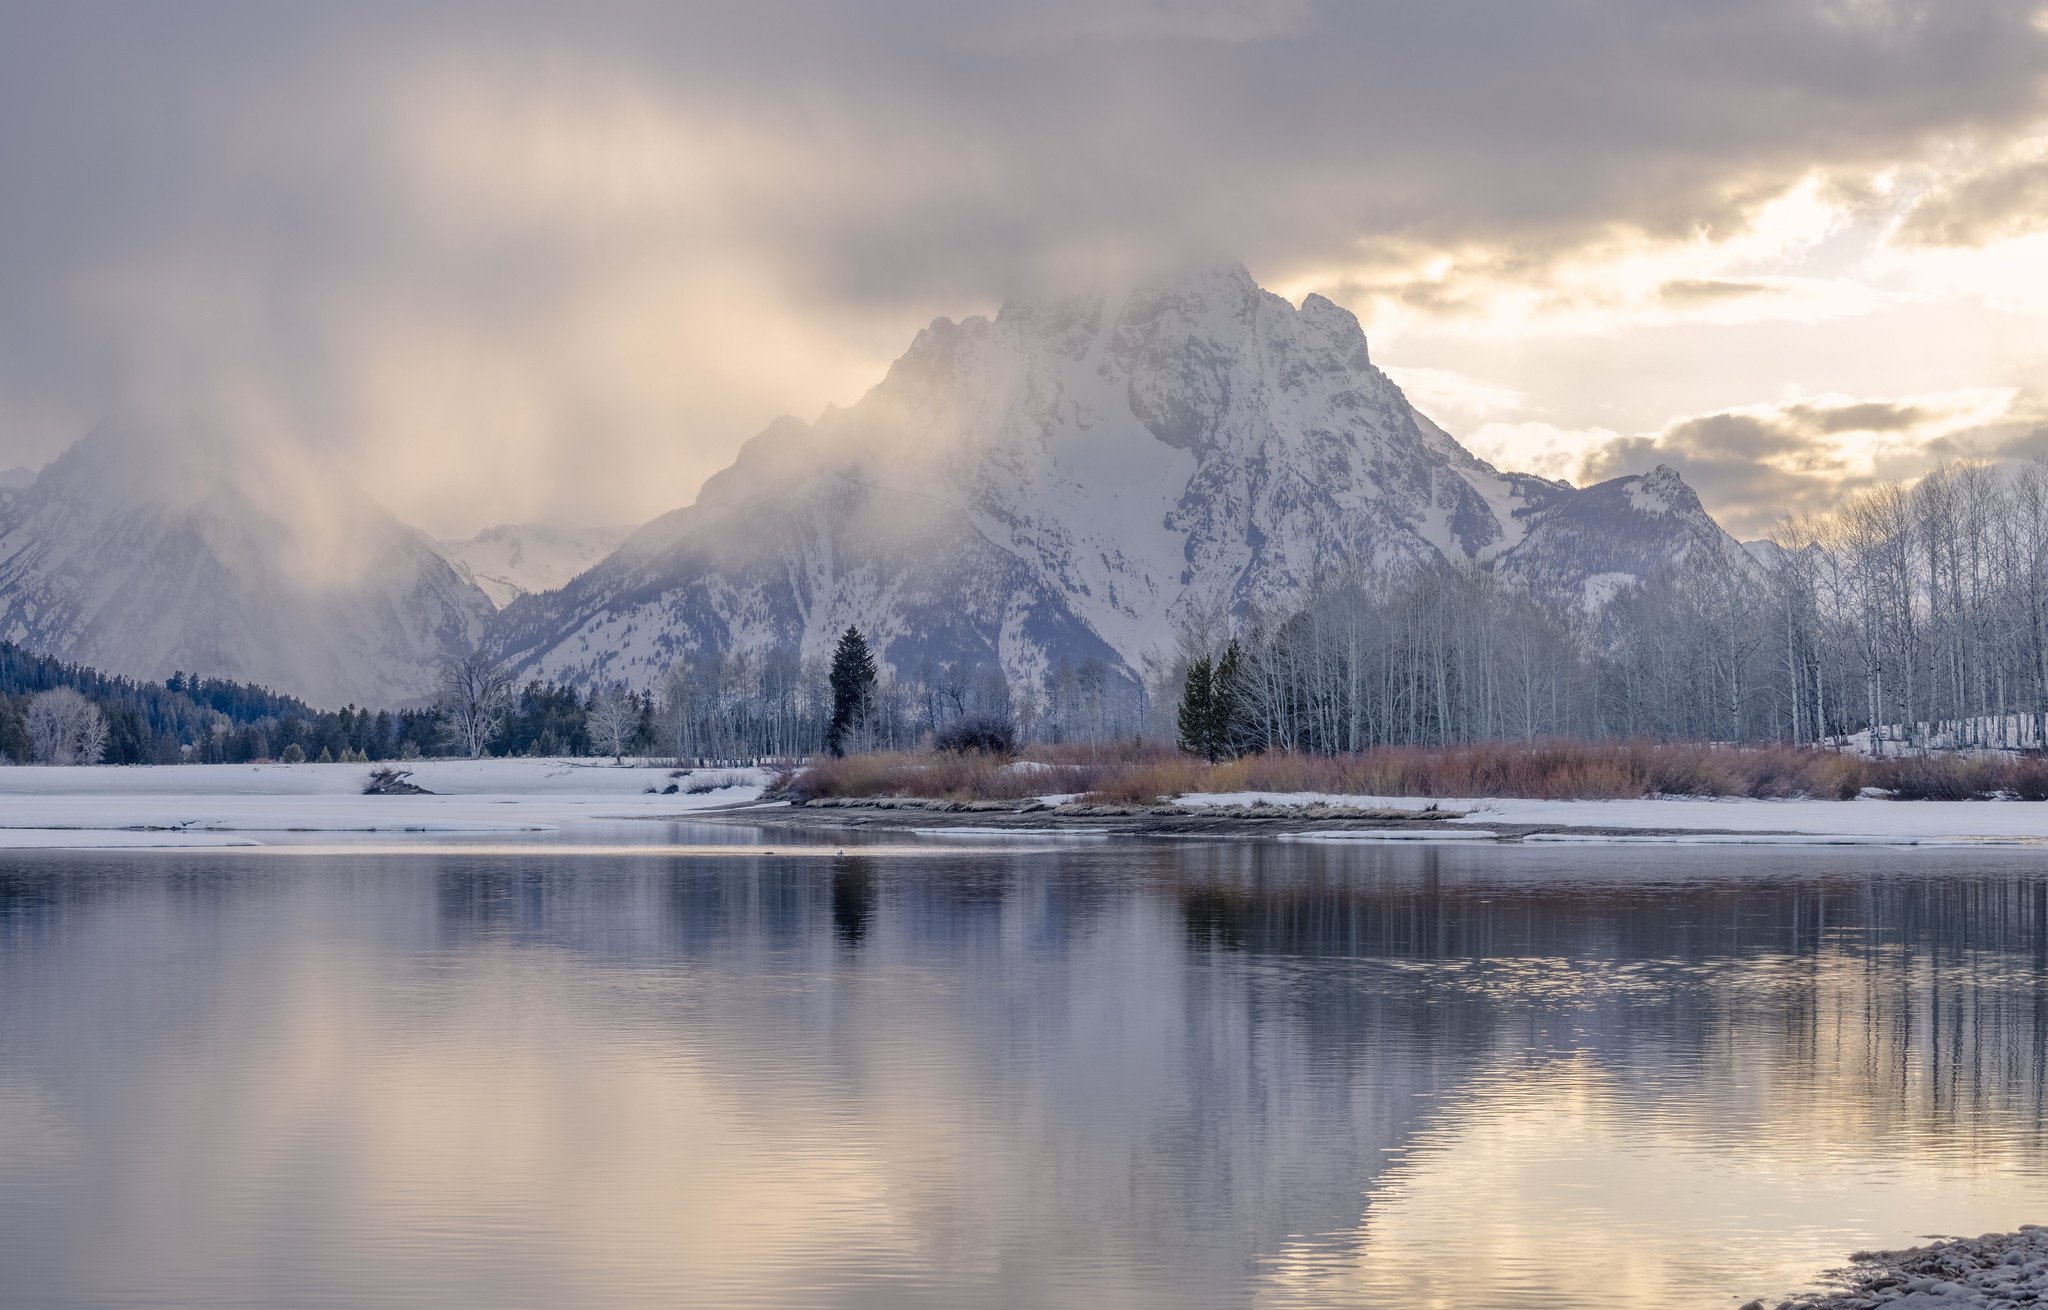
<box><xmin>1178</xmin><ymin>789</ymin><xmax>2048</xmax><ymax>841</ymax></box>
<box><xmin>0</xmin><ymin>760</ymin><xmax>766</xmax><ymax>836</ymax></box>
<box><xmin>1279</xmin><ymin>829</ymin><xmax>1499</xmax><ymax>842</ymax></box>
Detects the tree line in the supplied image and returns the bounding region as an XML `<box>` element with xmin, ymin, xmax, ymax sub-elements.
<box><xmin>430</xmin><ymin>460</ymin><xmax>2048</xmax><ymax>766</ymax></box>
<box><xmin>1169</xmin><ymin>460</ymin><xmax>2048</xmax><ymax>758</ymax></box>
<box><xmin>432</xmin><ymin>627</ymin><xmax>1047</xmax><ymax>763</ymax></box>
<box><xmin>0</xmin><ymin>644</ymin><xmax>451</xmax><ymax>764</ymax></box>
<box><xmin>18</xmin><ymin>457</ymin><xmax>2048</xmax><ymax>765</ymax></box>
<box><xmin>429</xmin><ymin>626</ymin><xmax>1148</xmax><ymax>765</ymax></box>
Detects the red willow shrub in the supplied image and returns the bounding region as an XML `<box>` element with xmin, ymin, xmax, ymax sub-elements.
<box><xmin>789</xmin><ymin>750</ymin><xmax>1108</xmax><ymax>802</ymax></box>
<box><xmin>790</xmin><ymin>740</ymin><xmax>2048</xmax><ymax>805</ymax></box>
<box><xmin>1865</xmin><ymin>754</ymin><xmax>2048</xmax><ymax>801</ymax></box>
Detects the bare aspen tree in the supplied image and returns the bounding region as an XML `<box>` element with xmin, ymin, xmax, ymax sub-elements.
<box><xmin>25</xmin><ymin>688</ymin><xmax>108</xmax><ymax>765</ymax></box>
<box><xmin>588</xmin><ymin>682</ymin><xmax>638</xmax><ymax>761</ymax></box>
<box><xmin>437</xmin><ymin>651</ymin><xmax>512</xmax><ymax>758</ymax></box>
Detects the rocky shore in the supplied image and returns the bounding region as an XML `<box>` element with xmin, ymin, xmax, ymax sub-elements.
<box><xmin>715</xmin><ymin>795</ymin><xmax>1803</xmax><ymax>842</ymax></box>
<box><xmin>1750</xmin><ymin>1227</ymin><xmax>2048</xmax><ymax>1308</ymax></box>
<box><xmin>712</xmin><ymin>792</ymin><xmax>2048</xmax><ymax>846</ymax></box>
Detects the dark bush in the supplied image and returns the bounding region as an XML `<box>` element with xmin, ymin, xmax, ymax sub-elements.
<box><xmin>363</xmin><ymin>765</ymin><xmax>428</xmax><ymax>795</ymax></box>
<box><xmin>1866</xmin><ymin>754</ymin><xmax>2022</xmax><ymax>800</ymax></box>
<box><xmin>932</xmin><ymin>714</ymin><xmax>1018</xmax><ymax>756</ymax></box>
<box><xmin>2009</xmin><ymin>758</ymin><xmax>2048</xmax><ymax>801</ymax></box>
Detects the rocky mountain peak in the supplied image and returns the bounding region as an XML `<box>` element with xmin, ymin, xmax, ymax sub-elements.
<box><xmin>0</xmin><ymin>422</ymin><xmax>493</xmax><ymax>707</ymax></box>
<box><xmin>486</xmin><ymin>264</ymin><xmax>1745</xmax><ymax>693</ymax></box>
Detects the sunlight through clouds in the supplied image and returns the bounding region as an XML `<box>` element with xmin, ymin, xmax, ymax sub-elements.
<box><xmin>1</xmin><ymin>2</ymin><xmax>2046</xmax><ymax>534</ymax></box>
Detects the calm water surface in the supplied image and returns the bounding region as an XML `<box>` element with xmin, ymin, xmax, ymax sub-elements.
<box><xmin>2</xmin><ymin>826</ymin><xmax>2046</xmax><ymax>1308</ymax></box>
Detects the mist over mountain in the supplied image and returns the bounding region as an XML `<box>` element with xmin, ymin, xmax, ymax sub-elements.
<box><xmin>0</xmin><ymin>265</ymin><xmax>1747</xmax><ymax>707</ymax></box>
<box><xmin>0</xmin><ymin>424</ymin><xmax>492</xmax><ymax>708</ymax></box>
<box><xmin>487</xmin><ymin>263</ymin><xmax>1743</xmax><ymax>692</ymax></box>
<box><xmin>434</xmin><ymin>524</ymin><xmax>632</xmax><ymax>610</ymax></box>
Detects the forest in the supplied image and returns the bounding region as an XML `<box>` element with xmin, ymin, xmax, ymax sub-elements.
<box><xmin>9</xmin><ymin>460</ymin><xmax>2048</xmax><ymax>767</ymax></box>
<box><xmin>617</xmin><ymin>460</ymin><xmax>2048</xmax><ymax>762</ymax></box>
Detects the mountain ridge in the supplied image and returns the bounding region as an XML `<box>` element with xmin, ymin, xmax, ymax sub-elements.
<box><xmin>486</xmin><ymin>262</ymin><xmax>1745</xmax><ymax>691</ymax></box>
<box><xmin>0</xmin><ymin>264</ymin><xmax>1747</xmax><ymax>707</ymax></box>
<box><xmin>434</xmin><ymin>523</ymin><xmax>632</xmax><ymax>609</ymax></box>
<box><xmin>0</xmin><ymin>424</ymin><xmax>493</xmax><ymax>708</ymax></box>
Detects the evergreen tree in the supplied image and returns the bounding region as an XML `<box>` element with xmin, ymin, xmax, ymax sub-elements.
<box><xmin>1208</xmin><ymin>639</ymin><xmax>1247</xmax><ymax>760</ymax></box>
<box><xmin>1177</xmin><ymin>657</ymin><xmax>1215</xmax><ymax>759</ymax></box>
<box><xmin>827</xmin><ymin>626</ymin><xmax>879</xmax><ymax>757</ymax></box>
<box><xmin>1176</xmin><ymin>642</ymin><xmax>1250</xmax><ymax>761</ymax></box>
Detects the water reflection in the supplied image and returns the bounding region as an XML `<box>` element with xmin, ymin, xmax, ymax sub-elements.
<box><xmin>831</xmin><ymin>857</ymin><xmax>878</xmax><ymax>948</ymax></box>
<box><xmin>0</xmin><ymin>840</ymin><xmax>2044</xmax><ymax>1308</ymax></box>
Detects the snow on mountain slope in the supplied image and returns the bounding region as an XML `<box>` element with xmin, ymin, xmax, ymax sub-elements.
<box><xmin>435</xmin><ymin>523</ymin><xmax>630</xmax><ymax>609</ymax></box>
<box><xmin>0</xmin><ymin>424</ymin><xmax>494</xmax><ymax>708</ymax></box>
<box><xmin>489</xmin><ymin>262</ymin><xmax>1744</xmax><ymax>691</ymax></box>
<box><xmin>1494</xmin><ymin>465</ymin><xmax>1757</xmax><ymax>610</ymax></box>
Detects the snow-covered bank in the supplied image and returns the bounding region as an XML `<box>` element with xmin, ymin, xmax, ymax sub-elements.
<box><xmin>0</xmin><ymin>760</ymin><xmax>766</xmax><ymax>847</ymax></box>
<box><xmin>1753</xmin><ymin>1226</ymin><xmax>2048</xmax><ymax>1308</ymax></box>
<box><xmin>1179</xmin><ymin>791</ymin><xmax>2048</xmax><ymax>843</ymax></box>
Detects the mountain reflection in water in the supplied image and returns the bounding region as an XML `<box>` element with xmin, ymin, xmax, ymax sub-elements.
<box><xmin>0</xmin><ymin>835</ymin><xmax>2043</xmax><ymax>1309</ymax></box>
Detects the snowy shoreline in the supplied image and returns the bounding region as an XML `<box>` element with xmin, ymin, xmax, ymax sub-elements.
<box><xmin>1750</xmin><ymin>1226</ymin><xmax>2048</xmax><ymax>1308</ymax></box>
<box><xmin>8</xmin><ymin>762</ymin><xmax>2048</xmax><ymax>849</ymax></box>
<box><xmin>1179</xmin><ymin>789</ymin><xmax>2048</xmax><ymax>844</ymax></box>
<box><xmin>755</xmin><ymin>789</ymin><xmax>2048</xmax><ymax>845</ymax></box>
<box><xmin>0</xmin><ymin>760</ymin><xmax>766</xmax><ymax>848</ymax></box>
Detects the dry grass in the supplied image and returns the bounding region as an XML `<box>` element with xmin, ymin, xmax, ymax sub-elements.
<box><xmin>1079</xmin><ymin>742</ymin><xmax>1873</xmax><ymax>804</ymax></box>
<box><xmin>789</xmin><ymin>750</ymin><xmax>1107</xmax><ymax>802</ymax></box>
<box><xmin>1867</xmin><ymin>753</ymin><xmax>2048</xmax><ymax>801</ymax></box>
<box><xmin>789</xmin><ymin>740</ymin><xmax>2048</xmax><ymax>806</ymax></box>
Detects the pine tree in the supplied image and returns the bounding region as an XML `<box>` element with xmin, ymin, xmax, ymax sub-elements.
<box><xmin>1177</xmin><ymin>657</ymin><xmax>1215</xmax><ymax>759</ymax></box>
<box><xmin>827</xmin><ymin>626</ymin><xmax>879</xmax><ymax>757</ymax></box>
<box><xmin>1209</xmin><ymin>639</ymin><xmax>1246</xmax><ymax>760</ymax></box>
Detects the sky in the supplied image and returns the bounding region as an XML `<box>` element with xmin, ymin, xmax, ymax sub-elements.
<box><xmin>1</xmin><ymin>0</ymin><xmax>2045</xmax><ymax>539</ymax></box>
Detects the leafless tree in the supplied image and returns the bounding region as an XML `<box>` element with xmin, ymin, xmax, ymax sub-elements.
<box><xmin>611</xmin><ymin>458</ymin><xmax>2048</xmax><ymax>759</ymax></box>
<box><xmin>437</xmin><ymin>651</ymin><xmax>512</xmax><ymax>758</ymax></box>
<box><xmin>588</xmin><ymin>682</ymin><xmax>638</xmax><ymax>761</ymax></box>
<box><xmin>26</xmin><ymin>688</ymin><xmax>108</xmax><ymax>765</ymax></box>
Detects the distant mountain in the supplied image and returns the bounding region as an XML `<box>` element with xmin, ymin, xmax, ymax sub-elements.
<box><xmin>487</xmin><ymin>262</ymin><xmax>1744</xmax><ymax>690</ymax></box>
<box><xmin>1494</xmin><ymin>464</ymin><xmax>1757</xmax><ymax>609</ymax></box>
<box><xmin>434</xmin><ymin>523</ymin><xmax>632</xmax><ymax>609</ymax></box>
<box><xmin>0</xmin><ymin>425</ymin><xmax>493</xmax><ymax>708</ymax></box>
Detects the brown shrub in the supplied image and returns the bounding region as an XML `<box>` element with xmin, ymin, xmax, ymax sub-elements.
<box><xmin>1866</xmin><ymin>754</ymin><xmax>2011</xmax><ymax>800</ymax></box>
<box><xmin>2008</xmin><ymin>758</ymin><xmax>2048</xmax><ymax>801</ymax></box>
<box><xmin>790</xmin><ymin>740</ymin><xmax>2048</xmax><ymax>806</ymax></box>
<box><xmin>1084</xmin><ymin>757</ymin><xmax>1230</xmax><ymax>805</ymax></box>
<box><xmin>790</xmin><ymin>750</ymin><xmax>1107</xmax><ymax>802</ymax></box>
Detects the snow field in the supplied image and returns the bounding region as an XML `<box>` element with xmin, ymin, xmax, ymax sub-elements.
<box><xmin>0</xmin><ymin>760</ymin><xmax>767</xmax><ymax>847</ymax></box>
<box><xmin>1180</xmin><ymin>791</ymin><xmax>2048</xmax><ymax>843</ymax></box>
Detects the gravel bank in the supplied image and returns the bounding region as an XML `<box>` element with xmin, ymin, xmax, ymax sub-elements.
<box><xmin>1751</xmin><ymin>1227</ymin><xmax>2048</xmax><ymax>1308</ymax></box>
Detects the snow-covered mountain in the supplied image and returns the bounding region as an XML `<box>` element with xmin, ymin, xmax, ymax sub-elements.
<box><xmin>1494</xmin><ymin>463</ymin><xmax>1758</xmax><ymax>609</ymax></box>
<box><xmin>0</xmin><ymin>424</ymin><xmax>494</xmax><ymax>708</ymax></box>
<box><xmin>435</xmin><ymin>523</ymin><xmax>631</xmax><ymax>609</ymax></box>
<box><xmin>488</xmin><ymin>262</ymin><xmax>1743</xmax><ymax>691</ymax></box>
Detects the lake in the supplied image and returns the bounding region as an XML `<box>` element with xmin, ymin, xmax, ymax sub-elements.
<box><xmin>1</xmin><ymin>825</ymin><xmax>2044</xmax><ymax>1307</ymax></box>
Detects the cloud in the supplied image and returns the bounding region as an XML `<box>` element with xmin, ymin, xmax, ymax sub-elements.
<box><xmin>1656</xmin><ymin>280</ymin><xmax>1776</xmax><ymax>307</ymax></box>
<box><xmin>1378</xmin><ymin>366</ymin><xmax>1528</xmax><ymax>434</ymax></box>
<box><xmin>1573</xmin><ymin>388</ymin><xmax>2037</xmax><ymax>535</ymax></box>
<box><xmin>1781</xmin><ymin>400</ymin><xmax>1930</xmax><ymax>433</ymax></box>
<box><xmin>1297</xmin><ymin>174</ymin><xmax>1908</xmax><ymax>346</ymax></box>
<box><xmin>988</xmin><ymin>0</ymin><xmax>1315</xmax><ymax>47</ymax></box>
<box><xmin>1462</xmin><ymin>421</ymin><xmax>1627</xmax><ymax>485</ymax></box>
<box><xmin>1895</xmin><ymin>140</ymin><xmax>2048</xmax><ymax>247</ymax></box>
<box><xmin>0</xmin><ymin>2</ymin><xmax>2046</xmax><ymax>532</ymax></box>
